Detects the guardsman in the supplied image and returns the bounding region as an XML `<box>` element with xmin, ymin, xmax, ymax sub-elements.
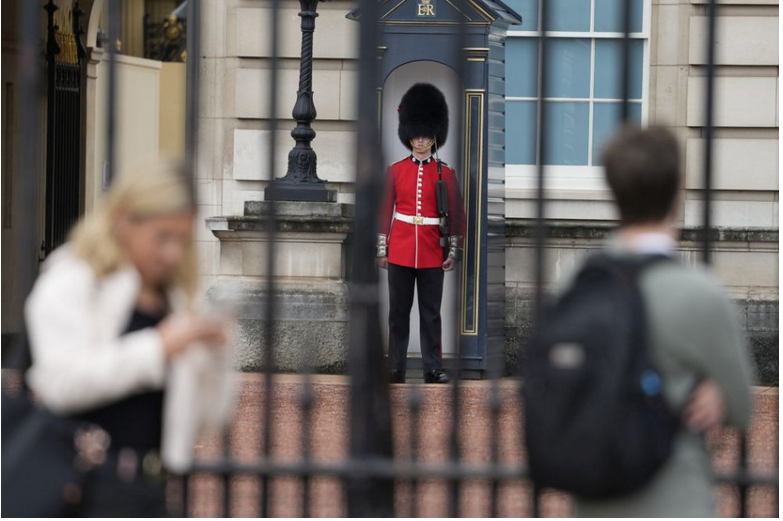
<box><xmin>376</xmin><ymin>83</ymin><xmax>465</xmax><ymax>384</ymax></box>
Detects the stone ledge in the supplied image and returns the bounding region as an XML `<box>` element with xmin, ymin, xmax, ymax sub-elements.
<box><xmin>504</xmin><ymin>287</ymin><xmax>779</xmax><ymax>385</ymax></box>
<box><xmin>244</xmin><ymin>201</ymin><xmax>354</xmax><ymax>219</ymax></box>
<box><xmin>505</xmin><ymin>221</ymin><xmax>779</xmax><ymax>243</ymax></box>
<box><xmin>209</xmin><ymin>278</ymin><xmax>351</xmax><ymax>373</ymax></box>
<box><xmin>209</xmin><ymin>279</ymin><xmax>350</xmax><ymax>322</ymax></box>
<box><xmin>207</xmin><ymin>215</ymin><xmax>352</xmax><ymax>235</ymax></box>
<box><xmin>207</xmin><ymin>201</ymin><xmax>354</xmax><ymax>236</ymax></box>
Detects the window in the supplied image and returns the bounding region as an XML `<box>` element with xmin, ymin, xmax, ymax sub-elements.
<box><xmin>504</xmin><ymin>0</ymin><xmax>649</xmax><ymax>169</ymax></box>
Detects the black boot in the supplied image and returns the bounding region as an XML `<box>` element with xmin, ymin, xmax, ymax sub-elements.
<box><xmin>424</xmin><ymin>369</ymin><xmax>449</xmax><ymax>384</ymax></box>
<box><xmin>390</xmin><ymin>370</ymin><xmax>406</xmax><ymax>384</ymax></box>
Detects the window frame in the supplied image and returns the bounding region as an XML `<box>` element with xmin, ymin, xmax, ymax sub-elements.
<box><xmin>504</xmin><ymin>0</ymin><xmax>652</xmax><ymax>193</ymax></box>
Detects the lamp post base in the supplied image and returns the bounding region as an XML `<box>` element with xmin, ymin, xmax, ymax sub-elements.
<box><xmin>265</xmin><ymin>180</ymin><xmax>337</xmax><ymax>203</ymax></box>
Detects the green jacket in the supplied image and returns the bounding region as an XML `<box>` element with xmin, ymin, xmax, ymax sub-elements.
<box><xmin>575</xmin><ymin>248</ymin><xmax>754</xmax><ymax>517</ymax></box>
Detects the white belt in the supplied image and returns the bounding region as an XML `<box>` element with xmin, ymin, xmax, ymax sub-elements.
<box><xmin>394</xmin><ymin>212</ymin><xmax>440</xmax><ymax>226</ymax></box>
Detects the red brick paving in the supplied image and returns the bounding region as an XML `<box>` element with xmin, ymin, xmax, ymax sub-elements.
<box><xmin>2</xmin><ymin>370</ymin><xmax>775</xmax><ymax>517</ymax></box>
<box><xmin>180</xmin><ymin>375</ymin><xmax>778</xmax><ymax>518</ymax></box>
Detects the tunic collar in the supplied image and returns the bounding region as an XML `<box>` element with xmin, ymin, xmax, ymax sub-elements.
<box><xmin>411</xmin><ymin>154</ymin><xmax>433</xmax><ymax>165</ymax></box>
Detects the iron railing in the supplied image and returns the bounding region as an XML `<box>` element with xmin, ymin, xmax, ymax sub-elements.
<box><xmin>43</xmin><ymin>0</ymin><xmax>86</xmax><ymax>256</ymax></box>
<box><xmin>10</xmin><ymin>0</ymin><xmax>779</xmax><ymax>517</ymax></box>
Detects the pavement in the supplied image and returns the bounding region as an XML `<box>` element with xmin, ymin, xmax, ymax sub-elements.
<box><xmin>1</xmin><ymin>370</ymin><xmax>776</xmax><ymax>517</ymax></box>
<box><xmin>179</xmin><ymin>375</ymin><xmax>778</xmax><ymax>518</ymax></box>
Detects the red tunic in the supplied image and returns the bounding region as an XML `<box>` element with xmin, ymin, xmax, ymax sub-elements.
<box><xmin>379</xmin><ymin>156</ymin><xmax>465</xmax><ymax>269</ymax></box>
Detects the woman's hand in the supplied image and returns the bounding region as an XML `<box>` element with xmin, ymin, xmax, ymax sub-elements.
<box><xmin>158</xmin><ymin>315</ymin><xmax>228</xmax><ymax>360</ymax></box>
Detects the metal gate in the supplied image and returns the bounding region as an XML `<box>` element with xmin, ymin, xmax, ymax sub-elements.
<box><xmin>11</xmin><ymin>0</ymin><xmax>779</xmax><ymax>517</ymax></box>
<box><xmin>43</xmin><ymin>0</ymin><xmax>86</xmax><ymax>256</ymax></box>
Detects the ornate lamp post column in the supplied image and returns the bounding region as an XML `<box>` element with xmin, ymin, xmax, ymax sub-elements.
<box><xmin>265</xmin><ymin>0</ymin><xmax>336</xmax><ymax>202</ymax></box>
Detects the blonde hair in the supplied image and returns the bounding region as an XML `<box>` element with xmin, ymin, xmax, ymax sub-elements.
<box><xmin>69</xmin><ymin>160</ymin><xmax>198</xmax><ymax>305</ymax></box>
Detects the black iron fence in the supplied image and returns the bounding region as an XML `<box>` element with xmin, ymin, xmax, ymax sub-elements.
<box><xmin>10</xmin><ymin>0</ymin><xmax>779</xmax><ymax>517</ymax></box>
<box><xmin>43</xmin><ymin>0</ymin><xmax>86</xmax><ymax>256</ymax></box>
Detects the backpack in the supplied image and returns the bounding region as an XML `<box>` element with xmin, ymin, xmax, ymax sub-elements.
<box><xmin>522</xmin><ymin>252</ymin><xmax>680</xmax><ymax>499</ymax></box>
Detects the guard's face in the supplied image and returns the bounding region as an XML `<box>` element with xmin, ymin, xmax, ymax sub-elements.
<box><xmin>412</xmin><ymin>136</ymin><xmax>435</xmax><ymax>152</ymax></box>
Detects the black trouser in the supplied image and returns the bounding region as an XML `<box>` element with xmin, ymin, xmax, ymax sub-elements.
<box><xmin>388</xmin><ymin>263</ymin><xmax>444</xmax><ymax>374</ymax></box>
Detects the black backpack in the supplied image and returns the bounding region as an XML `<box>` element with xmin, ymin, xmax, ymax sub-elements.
<box><xmin>522</xmin><ymin>252</ymin><xmax>680</xmax><ymax>499</ymax></box>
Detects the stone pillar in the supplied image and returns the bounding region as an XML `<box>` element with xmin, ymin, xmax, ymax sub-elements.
<box><xmin>83</xmin><ymin>46</ymin><xmax>104</xmax><ymax>213</ymax></box>
<box><xmin>207</xmin><ymin>201</ymin><xmax>353</xmax><ymax>373</ymax></box>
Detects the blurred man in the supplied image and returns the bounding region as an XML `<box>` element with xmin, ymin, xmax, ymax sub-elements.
<box><xmin>376</xmin><ymin>83</ymin><xmax>464</xmax><ymax>384</ymax></box>
<box><xmin>572</xmin><ymin>127</ymin><xmax>754</xmax><ymax>516</ymax></box>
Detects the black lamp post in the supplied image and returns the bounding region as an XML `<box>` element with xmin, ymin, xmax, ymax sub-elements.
<box><xmin>265</xmin><ymin>0</ymin><xmax>336</xmax><ymax>202</ymax></box>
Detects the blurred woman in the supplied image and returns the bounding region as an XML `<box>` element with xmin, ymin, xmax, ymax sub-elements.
<box><xmin>24</xmin><ymin>160</ymin><xmax>235</xmax><ymax>517</ymax></box>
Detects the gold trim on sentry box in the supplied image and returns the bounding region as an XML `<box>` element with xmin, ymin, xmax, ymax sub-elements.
<box><xmin>461</xmin><ymin>91</ymin><xmax>484</xmax><ymax>336</ymax></box>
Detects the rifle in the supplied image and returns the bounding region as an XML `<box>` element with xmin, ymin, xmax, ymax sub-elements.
<box><xmin>435</xmin><ymin>160</ymin><xmax>450</xmax><ymax>259</ymax></box>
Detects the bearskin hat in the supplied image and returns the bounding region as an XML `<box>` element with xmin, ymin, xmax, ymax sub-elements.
<box><xmin>398</xmin><ymin>83</ymin><xmax>449</xmax><ymax>151</ymax></box>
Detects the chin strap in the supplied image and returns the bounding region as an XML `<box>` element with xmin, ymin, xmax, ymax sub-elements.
<box><xmin>410</xmin><ymin>138</ymin><xmax>436</xmax><ymax>154</ymax></box>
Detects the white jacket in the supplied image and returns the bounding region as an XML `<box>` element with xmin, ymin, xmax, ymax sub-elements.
<box><xmin>24</xmin><ymin>248</ymin><xmax>235</xmax><ymax>473</ymax></box>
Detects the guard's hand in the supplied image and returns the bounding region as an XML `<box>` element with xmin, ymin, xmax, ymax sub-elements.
<box><xmin>442</xmin><ymin>258</ymin><xmax>456</xmax><ymax>271</ymax></box>
<box><xmin>376</xmin><ymin>257</ymin><xmax>389</xmax><ymax>270</ymax></box>
<box><xmin>683</xmin><ymin>379</ymin><xmax>726</xmax><ymax>432</ymax></box>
